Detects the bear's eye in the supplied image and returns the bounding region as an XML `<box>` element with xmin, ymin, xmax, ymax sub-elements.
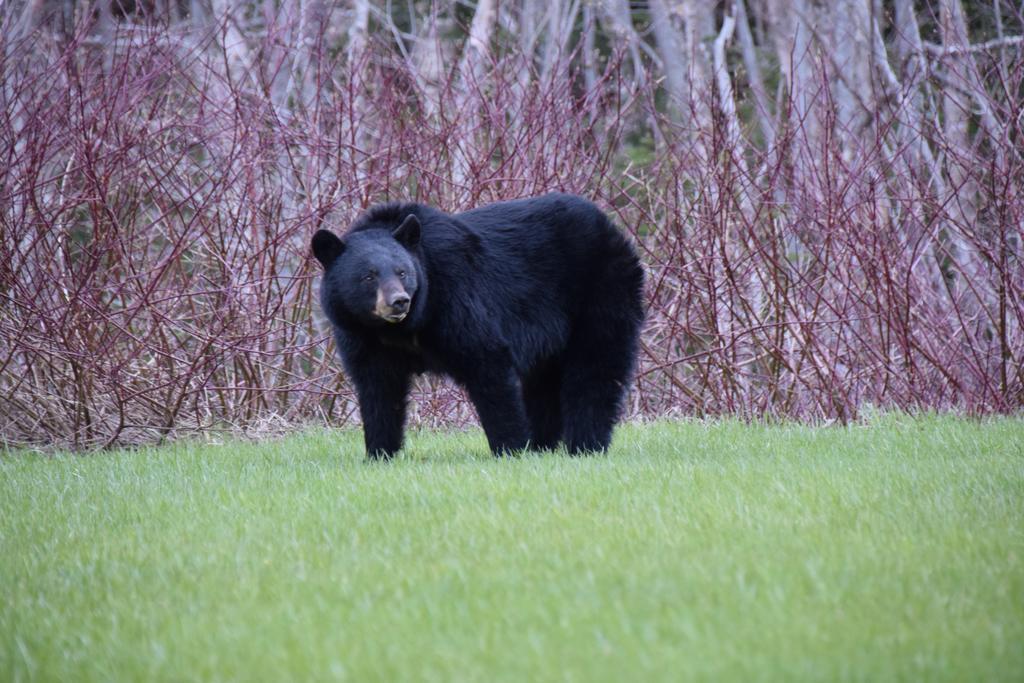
<box><xmin>362</xmin><ymin>273</ymin><xmax>375</xmax><ymax>283</ymax></box>
<box><xmin>397</xmin><ymin>269</ymin><xmax>407</xmax><ymax>279</ymax></box>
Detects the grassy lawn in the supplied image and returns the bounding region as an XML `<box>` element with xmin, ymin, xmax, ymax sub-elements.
<box><xmin>2</xmin><ymin>416</ymin><xmax>1022</xmax><ymax>682</ymax></box>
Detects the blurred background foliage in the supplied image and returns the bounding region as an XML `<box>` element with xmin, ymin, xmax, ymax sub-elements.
<box><xmin>1</xmin><ymin>0</ymin><xmax>1022</xmax><ymax>448</ymax></box>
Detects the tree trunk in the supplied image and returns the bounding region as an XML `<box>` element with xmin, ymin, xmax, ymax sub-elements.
<box><xmin>830</xmin><ymin>0</ymin><xmax>874</xmax><ymax>139</ymax></box>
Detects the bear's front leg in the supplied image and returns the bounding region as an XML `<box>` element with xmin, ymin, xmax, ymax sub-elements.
<box><xmin>350</xmin><ymin>361</ymin><xmax>412</xmax><ymax>459</ymax></box>
<box><xmin>465</xmin><ymin>367</ymin><xmax>530</xmax><ymax>455</ymax></box>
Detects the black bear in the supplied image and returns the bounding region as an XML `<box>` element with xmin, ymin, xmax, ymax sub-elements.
<box><xmin>311</xmin><ymin>193</ymin><xmax>644</xmax><ymax>458</ymax></box>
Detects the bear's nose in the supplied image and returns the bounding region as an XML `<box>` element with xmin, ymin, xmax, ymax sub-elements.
<box><xmin>389</xmin><ymin>294</ymin><xmax>410</xmax><ymax>312</ymax></box>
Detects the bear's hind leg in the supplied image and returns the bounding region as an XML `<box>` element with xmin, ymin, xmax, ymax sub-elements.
<box><xmin>465</xmin><ymin>366</ymin><xmax>531</xmax><ymax>455</ymax></box>
<box><xmin>522</xmin><ymin>359</ymin><xmax>563</xmax><ymax>450</ymax></box>
<box><xmin>559</xmin><ymin>311</ymin><xmax>641</xmax><ymax>455</ymax></box>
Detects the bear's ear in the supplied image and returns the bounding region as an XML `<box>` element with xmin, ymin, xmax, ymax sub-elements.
<box><xmin>392</xmin><ymin>214</ymin><xmax>420</xmax><ymax>248</ymax></box>
<box><xmin>311</xmin><ymin>229</ymin><xmax>345</xmax><ymax>268</ymax></box>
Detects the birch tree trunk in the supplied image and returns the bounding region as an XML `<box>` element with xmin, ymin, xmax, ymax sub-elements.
<box><xmin>541</xmin><ymin>0</ymin><xmax>580</xmax><ymax>84</ymax></box>
<box><xmin>938</xmin><ymin>0</ymin><xmax>987</xmax><ymax>318</ymax></box>
<box><xmin>458</xmin><ymin>0</ymin><xmax>496</xmax><ymax>90</ymax></box>
<box><xmin>830</xmin><ymin>0</ymin><xmax>874</xmax><ymax>140</ymax></box>
<box><xmin>411</xmin><ymin>9</ymin><xmax>453</xmax><ymax>119</ymax></box>
<box><xmin>210</xmin><ymin>0</ymin><xmax>253</xmax><ymax>80</ymax></box>
<box><xmin>346</xmin><ymin>0</ymin><xmax>371</xmax><ymax>187</ymax></box>
<box><xmin>596</xmin><ymin>0</ymin><xmax>649</xmax><ymax>89</ymax></box>
<box><xmin>452</xmin><ymin>0</ymin><xmax>498</xmax><ymax>202</ymax></box>
<box><xmin>648</xmin><ymin>0</ymin><xmax>691</xmax><ymax>127</ymax></box>
<box><xmin>766</xmin><ymin>0</ymin><xmax>819</xmax><ymax>155</ymax></box>
<box><xmin>735</xmin><ymin>0</ymin><xmax>774</xmax><ymax>149</ymax></box>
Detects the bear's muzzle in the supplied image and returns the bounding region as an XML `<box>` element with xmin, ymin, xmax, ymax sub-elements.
<box><xmin>374</xmin><ymin>281</ymin><xmax>411</xmax><ymax>323</ymax></box>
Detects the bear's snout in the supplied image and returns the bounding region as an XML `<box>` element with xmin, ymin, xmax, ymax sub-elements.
<box><xmin>374</xmin><ymin>282</ymin><xmax>411</xmax><ymax>323</ymax></box>
<box><xmin>389</xmin><ymin>294</ymin><xmax>410</xmax><ymax>312</ymax></box>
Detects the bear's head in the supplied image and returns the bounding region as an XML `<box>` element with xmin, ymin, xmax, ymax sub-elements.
<box><xmin>311</xmin><ymin>214</ymin><xmax>422</xmax><ymax>328</ymax></box>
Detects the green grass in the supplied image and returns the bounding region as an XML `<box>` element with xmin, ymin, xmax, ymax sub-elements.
<box><xmin>2</xmin><ymin>416</ymin><xmax>1023</xmax><ymax>682</ymax></box>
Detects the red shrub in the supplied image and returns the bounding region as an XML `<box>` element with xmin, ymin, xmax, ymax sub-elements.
<box><xmin>1</xmin><ymin>17</ymin><xmax>1021</xmax><ymax>449</ymax></box>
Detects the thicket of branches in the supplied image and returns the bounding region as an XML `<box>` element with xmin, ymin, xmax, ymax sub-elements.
<box><xmin>2</xmin><ymin>0</ymin><xmax>1022</xmax><ymax>449</ymax></box>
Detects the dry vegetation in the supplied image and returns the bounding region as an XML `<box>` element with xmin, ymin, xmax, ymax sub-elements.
<box><xmin>1</xmin><ymin>1</ymin><xmax>1022</xmax><ymax>448</ymax></box>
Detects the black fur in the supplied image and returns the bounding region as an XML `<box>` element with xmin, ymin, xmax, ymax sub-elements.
<box><xmin>312</xmin><ymin>193</ymin><xmax>644</xmax><ymax>458</ymax></box>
